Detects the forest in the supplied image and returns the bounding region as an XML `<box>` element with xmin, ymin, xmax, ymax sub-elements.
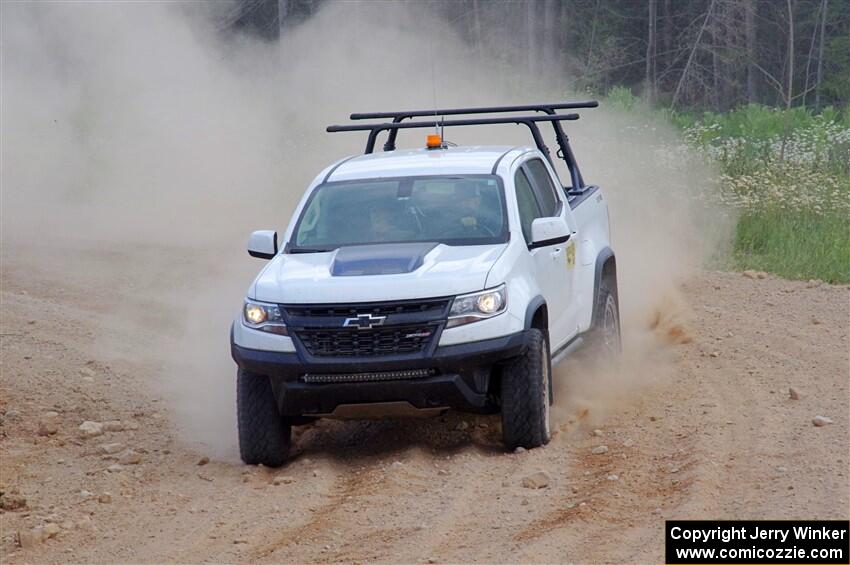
<box><xmin>234</xmin><ymin>0</ymin><xmax>849</xmax><ymax>111</ymax></box>
<box><xmin>231</xmin><ymin>0</ymin><xmax>849</xmax><ymax>282</ymax></box>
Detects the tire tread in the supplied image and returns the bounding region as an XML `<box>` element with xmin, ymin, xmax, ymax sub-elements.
<box><xmin>501</xmin><ymin>328</ymin><xmax>549</xmax><ymax>450</ymax></box>
<box><xmin>237</xmin><ymin>369</ymin><xmax>291</xmax><ymax>467</ymax></box>
<box><xmin>587</xmin><ymin>276</ymin><xmax>622</xmax><ymax>356</ymax></box>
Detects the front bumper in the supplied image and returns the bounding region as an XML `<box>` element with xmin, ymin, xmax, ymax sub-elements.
<box><xmin>231</xmin><ymin>330</ymin><xmax>528</xmax><ymax>416</ymax></box>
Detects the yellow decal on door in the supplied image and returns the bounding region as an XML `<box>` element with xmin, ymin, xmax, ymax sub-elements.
<box><xmin>566</xmin><ymin>241</ymin><xmax>576</xmax><ymax>269</ymax></box>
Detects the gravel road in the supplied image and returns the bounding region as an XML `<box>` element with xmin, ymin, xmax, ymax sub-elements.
<box><xmin>1</xmin><ymin>242</ymin><xmax>847</xmax><ymax>564</ymax></box>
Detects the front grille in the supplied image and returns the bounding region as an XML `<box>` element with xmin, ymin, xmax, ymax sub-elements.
<box><xmin>295</xmin><ymin>324</ymin><xmax>438</xmax><ymax>357</ymax></box>
<box><xmin>282</xmin><ymin>297</ymin><xmax>450</xmax><ymax>358</ymax></box>
<box><xmin>284</xmin><ymin>298</ymin><xmax>450</xmax><ymax>319</ymax></box>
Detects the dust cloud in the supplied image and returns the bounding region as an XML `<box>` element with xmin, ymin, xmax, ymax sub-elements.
<box><xmin>550</xmin><ymin>106</ymin><xmax>731</xmax><ymax>432</ymax></box>
<box><xmin>1</xmin><ymin>1</ymin><xmax>728</xmax><ymax>457</ymax></box>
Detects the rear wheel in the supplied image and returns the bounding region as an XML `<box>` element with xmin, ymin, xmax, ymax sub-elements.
<box><xmin>500</xmin><ymin>328</ymin><xmax>551</xmax><ymax>450</ymax></box>
<box><xmin>587</xmin><ymin>279</ymin><xmax>622</xmax><ymax>358</ymax></box>
<box><xmin>237</xmin><ymin>369</ymin><xmax>291</xmax><ymax>467</ymax></box>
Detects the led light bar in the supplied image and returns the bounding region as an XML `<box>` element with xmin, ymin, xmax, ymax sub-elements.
<box><xmin>301</xmin><ymin>369</ymin><xmax>435</xmax><ymax>384</ymax></box>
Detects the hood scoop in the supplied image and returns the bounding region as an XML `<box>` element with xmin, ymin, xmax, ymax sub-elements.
<box><xmin>331</xmin><ymin>242</ymin><xmax>438</xmax><ymax>277</ymax></box>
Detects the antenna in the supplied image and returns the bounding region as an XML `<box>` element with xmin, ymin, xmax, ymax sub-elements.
<box><xmin>428</xmin><ymin>30</ymin><xmax>439</xmax><ymax>138</ymax></box>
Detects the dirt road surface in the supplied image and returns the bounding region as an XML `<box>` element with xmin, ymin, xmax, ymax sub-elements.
<box><xmin>2</xmin><ymin>242</ymin><xmax>848</xmax><ymax>564</ymax></box>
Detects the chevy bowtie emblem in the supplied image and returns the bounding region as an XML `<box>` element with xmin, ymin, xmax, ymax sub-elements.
<box><xmin>343</xmin><ymin>313</ymin><xmax>387</xmax><ymax>330</ymax></box>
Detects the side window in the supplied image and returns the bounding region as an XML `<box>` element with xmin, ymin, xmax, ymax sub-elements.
<box><xmin>514</xmin><ymin>169</ymin><xmax>541</xmax><ymax>243</ymax></box>
<box><xmin>524</xmin><ymin>159</ymin><xmax>561</xmax><ymax>217</ymax></box>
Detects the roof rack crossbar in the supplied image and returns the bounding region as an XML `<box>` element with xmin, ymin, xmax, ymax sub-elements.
<box><xmin>327</xmin><ymin>114</ymin><xmax>580</xmax><ymax>168</ymax></box>
<box><xmin>327</xmin><ymin>114</ymin><xmax>579</xmax><ymax>133</ymax></box>
<box><xmin>348</xmin><ymin>101</ymin><xmax>598</xmax><ymax>121</ymax></box>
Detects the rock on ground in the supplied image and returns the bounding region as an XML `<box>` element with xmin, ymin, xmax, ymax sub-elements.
<box><xmin>43</xmin><ymin>523</ymin><xmax>60</xmax><ymax>538</ymax></box>
<box><xmin>38</xmin><ymin>412</ymin><xmax>60</xmax><ymax>436</ymax></box>
<box><xmin>98</xmin><ymin>442</ymin><xmax>125</xmax><ymax>455</ymax></box>
<box><xmin>17</xmin><ymin>528</ymin><xmax>45</xmax><ymax>549</ymax></box>
<box><xmin>0</xmin><ymin>492</ymin><xmax>27</xmax><ymax>511</ymax></box>
<box><xmin>117</xmin><ymin>449</ymin><xmax>142</xmax><ymax>465</ymax></box>
<box><xmin>16</xmin><ymin>523</ymin><xmax>59</xmax><ymax>549</ymax></box>
<box><xmin>78</xmin><ymin>421</ymin><xmax>104</xmax><ymax>439</ymax></box>
<box><xmin>812</xmin><ymin>416</ymin><xmax>834</xmax><ymax>427</ymax></box>
<box><xmin>521</xmin><ymin>471</ymin><xmax>551</xmax><ymax>489</ymax></box>
<box><xmin>103</xmin><ymin>420</ymin><xmax>124</xmax><ymax>432</ymax></box>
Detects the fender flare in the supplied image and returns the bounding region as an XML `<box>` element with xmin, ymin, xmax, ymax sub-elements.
<box><xmin>524</xmin><ymin>295</ymin><xmax>547</xmax><ymax>330</ymax></box>
<box><xmin>591</xmin><ymin>247</ymin><xmax>617</xmax><ymax>326</ymax></box>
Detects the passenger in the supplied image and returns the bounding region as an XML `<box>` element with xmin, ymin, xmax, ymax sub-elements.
<box><xmin>455</xmin><ymin>181</ymin><xmax>482</xmax><ymax>230</ymax></box>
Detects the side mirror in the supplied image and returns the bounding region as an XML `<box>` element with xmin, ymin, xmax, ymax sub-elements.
<box><xmin>529</xmin><ymin>217</ymin><xmax>570</xmax><ymax>249</ymax></box>
<box><xmin>247</xmin><ymin>230</ymin><xmax>278</xmax><ymax>259</ymax></box>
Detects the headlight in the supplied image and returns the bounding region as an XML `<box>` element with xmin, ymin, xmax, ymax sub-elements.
<box><xmin>447</xmin><ymin>284</ymin><xmax>507</xmax><ymax>328</ymax></box>
<box><xmin>243</xmin><ymin>299</ymin><xmax>287</xmax><ymax>335</ymax></box>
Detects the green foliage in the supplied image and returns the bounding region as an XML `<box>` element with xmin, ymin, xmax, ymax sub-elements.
<box><xmin>650</xmin><ymin>101</ymin><xmax>850</xmax><ymax>283</ymax></box>
<box><xmin>682</xmin><ymin>104</ymin><xmax>850</xmax><ymax>176</ymax></box>
<box><xmin>681</xmin><ymin>105</ymin><xmax>814</xmax><ymax>140</ymax></box>
<box><xmin>733</xmin><ymin>208</ymin><xmax>850</xmax><ymax>283</ymax></box>
<box><xmin>604</xmin><ymin>86</ymin><xmax>641</xmax><ymax>111</ymax></box>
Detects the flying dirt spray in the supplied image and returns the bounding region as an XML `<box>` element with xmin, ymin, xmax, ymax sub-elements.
<box><xmin>1</xmin><ymin>1</ymin><xmax>729</xmax><ymax>457</ymax></box>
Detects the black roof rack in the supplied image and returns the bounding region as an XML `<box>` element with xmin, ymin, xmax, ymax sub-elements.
<box><xmin>328</xmin><ymin>114</ymin><xmax>578</xmax><ymax>155</ymax></box>
<box><xmin>348</xmin><ymin>101</ymin><xmax>598</xmax><ymax>121</ymax></box>
<box><xmin>326</xmin><ymin>101</ymin><xmax>598</xmax><ymax>188</ymax></box>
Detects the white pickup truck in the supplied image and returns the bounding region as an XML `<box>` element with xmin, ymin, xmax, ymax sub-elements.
<box><xmin>231</xmin><ymin>102</ymin><xmax>620</xmax><ymax>466</ymax></box>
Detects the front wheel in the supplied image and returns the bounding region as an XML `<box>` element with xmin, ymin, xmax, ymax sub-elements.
<box><xmin>237</xmin><ymin>369</ymin><xmax>291</xmax><ymax>467</ymax></box>
<box><xmin>500</xmin><ymin>328</ymin><xmax>552</xmax><ymax>450</ymax></box>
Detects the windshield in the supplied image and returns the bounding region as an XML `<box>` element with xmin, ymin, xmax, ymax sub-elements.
<box><xmin>290</xmin><ymin>175</ymin><xmax>508</xmax><ymax>251</ymax></box>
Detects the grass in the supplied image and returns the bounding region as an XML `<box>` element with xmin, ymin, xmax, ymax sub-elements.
<box><xmin>733</xmin><ymin>208</ymin><xmax>850</xmax><ymax>283</ymax></box>
<box><xmin>603</xmin><ymin>88</ymin><xmax>849</xmax><ymax>282</ymax></box>
<box><xmin>669</xmin><ymin>100</ymin><xmax>849</xmax><ymax>283</ymax></box>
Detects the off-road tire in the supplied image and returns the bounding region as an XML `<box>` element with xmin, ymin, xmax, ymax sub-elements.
<box><xmin>500</xmin><ymin>328</ymin><xmax>551</xmax><ymax>450</ymax></box>
<box><xmin>237</xmin><ymin>369</ymin><xmax>291</xmax><ymax>467</ymax></box>
<box><xmin>586</xmin><ymin>276</ymin><xmax>622</xmax><ymax>359</ymax></box>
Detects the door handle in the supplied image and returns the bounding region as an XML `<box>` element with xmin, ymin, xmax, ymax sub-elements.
<box><xmin>551</xmin><ymin>247</ymin><xmax>563</xmax><ymax>258</ymax></box>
